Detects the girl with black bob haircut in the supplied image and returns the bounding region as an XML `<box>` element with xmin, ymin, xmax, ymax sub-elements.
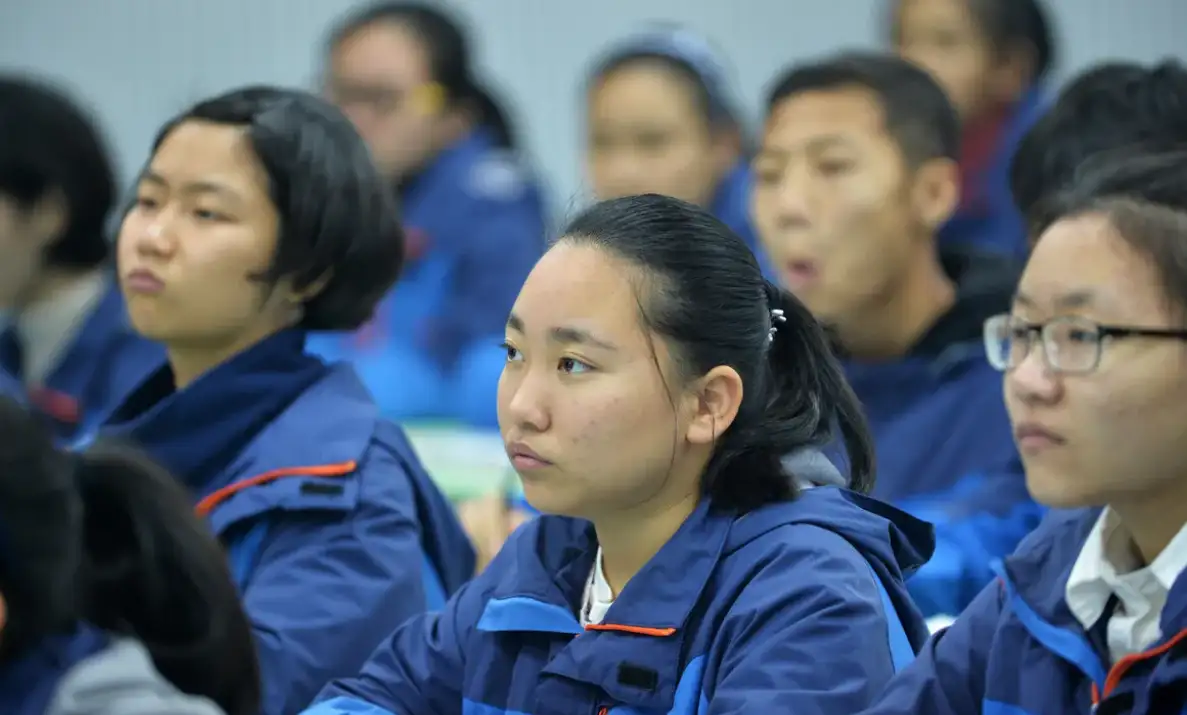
<box><xmin>104</xmin><ymin>86</ymin><xmax>473</xmax><ymax>715</ymax></box>
<box><xmin>0</xmin><ymin>395</ymin><xmax>256</xmax><ymax>715</ymax></box>
<box><xmin>307</xmin><ymin>194</ymin><xmax>934</xmax><ymax>715</ymax></box>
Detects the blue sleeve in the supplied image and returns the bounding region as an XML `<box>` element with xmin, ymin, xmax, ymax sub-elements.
<box><xmin>900</xmin><ymin>467</ymin><xmax>1045</xmax><ymax>617</ymax></box>
<box><xmin>433</xmin><ymin>195</ymin><xmax>545</xmax><ymax>367</ymax></box>
<box><xmin>246</xmin><ymin>451</ymin><xmax>433</xmax><ymax>715</ymax></box>
<box><xmin>306</xmin><ymin>543</ymin><xmax>506</xmax><ymax>715</ymax></box>
<box><xmin>705</xmin><ymin>527</ymin><xmax>907</xmax><ymax>714</ymax></box>
<box><xmin>859</xmin><ymin>580</ymin><xmax>1001</xmax><ymax>715</ymax></box>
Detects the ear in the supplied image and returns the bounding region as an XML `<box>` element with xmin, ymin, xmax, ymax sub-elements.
<box><xmin>684</xmin><ymin>365</ymin><xmax>744</xmax><ymax>447</ymax></box>
<box><xmin>0</xmin><ymin>592</ymin><xmax>8</xmax><ymax>636</ymax></box>
<box><xmin>910</xmin><ymin>157</ymin><xmax>960</xmax><ymax>233</ymax></box>
<box><xmin>287</xmin><ymin>271</ymin><xmax>333</xmax><ymax>304</ymax></box>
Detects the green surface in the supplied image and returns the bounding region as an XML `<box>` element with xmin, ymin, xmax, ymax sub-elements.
<box><xmin>403</xmin><ymin>422</ymin><xmax>520</xmax><ymax>502</ymax></box>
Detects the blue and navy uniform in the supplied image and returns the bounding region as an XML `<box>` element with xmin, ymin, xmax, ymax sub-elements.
<box><xmin>863</xmin><ymin>508</ymin><xmax>1187</xmax><ymax>715</ymax></box>
<box><xmin>306</xmin><ymin>485</ymin><xmax>934</xmax><ymax>715</ymax></box>
<box><xmin>308</xmin><ymin>128</ymin><xmax>546</xmax><ymax>424</ymax></box>
<box><xmin>0</xmin><ymin>624</ymin><xmax>108</xmax><ymax>715</ymax></box>
<box><xmin>0</xmin><ymin>280</ymin><xmax>163</xmax><ymax>443</ymax></box>
<box><xmin>102</xmin><ymin>330</ymin><xmax>475</xmax><ymax>715</ymax></box>
<box><xmin>939</xmin><ymin>87</ymin><xmax>1047</xmax><ymax>259</ymax></box>
<box><xmin>838</xmin><ymin>249</ymin><xmax>1042</xmax><ymax>616</ymax></box>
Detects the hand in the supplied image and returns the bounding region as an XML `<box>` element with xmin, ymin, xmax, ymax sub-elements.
<box><xmin>457</xmin><ymin>493</ymin><xmax>532</xmax><ymax>574</ymax></box>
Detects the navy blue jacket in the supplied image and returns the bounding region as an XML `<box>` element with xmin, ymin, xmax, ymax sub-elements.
<box><xmin>307</xmin><ymin>487</ymin><xmax>935</xmax><ymax>715</ymax></box>
<box><xmin>102</xmin><ymin>331</ymin><xmax>474</xmax><ymax>715</ymax></box>
<box><xmin>864</xmin><ymin>507</ymin><xmax>1187</xmax><ymax>715</ymax></box>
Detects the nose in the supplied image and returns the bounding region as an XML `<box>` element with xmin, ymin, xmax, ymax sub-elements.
<box><xmin>1007</xmin><ymin>345</ymin><xmax>1062</xmax><ymax>406</ymax></box>
<box><xmin>122</xmin><ymin>208</ymin><xmax>176</xmax><ymax>260</ymax></box>
<box><xmin>772</xmin><ymin>163</ymin><xmax>813</xmax><ymax>231</ymax></box>
<box><xmin>500</xmin><ymin>364</ymin><xmax>551</xmax><ymax>434</ymax></box>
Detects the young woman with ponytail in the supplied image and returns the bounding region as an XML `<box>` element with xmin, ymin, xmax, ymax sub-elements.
<box><xmin>305</xmin><ymin>194</ymin><xmax>935</xmax><ymax>715</ymax></box>
<box><xmin>0</xmin><ymin>396</ymin><xmax>257</xmax><ymax>715</ymax></box>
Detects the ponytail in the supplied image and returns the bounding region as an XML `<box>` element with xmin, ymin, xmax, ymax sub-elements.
<box><xmin>467</xmin><ymin>84</ymin><xmax>516</xmax><ymax>150</ymax></box>
<box><xmin>74</xmin><ymin>441</ymin><xmax>259</xmax><ymax>715</ymax></box>
<box><xmin>702</xmin><ymin>281</ymin><xmax>875</xmax><ymax>511</ymax></box>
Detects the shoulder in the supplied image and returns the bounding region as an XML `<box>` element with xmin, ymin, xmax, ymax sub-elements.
<box><xmin>48</xmin><ymin>639</ymin><xmax>226</xmax><ymax>715</ymax></box>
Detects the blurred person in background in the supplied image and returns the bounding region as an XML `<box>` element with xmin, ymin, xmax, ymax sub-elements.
<box><xmin>892</xmin><ymin>0</ymin><xmax>1054</xmax><ymax>259</ymax></box>
<box><xmin>101</xmin><ymin>86</ymin><xmax>473</xmax><ymax>715</ymax></box>
<box><xmin>865</xmin><ymin>148</ymin><xmax>1187</xmax><ymax>715</ymax></box>
<box><xmin>0</xmin><ymin>396</ymin><xmax>258</xmax><ymax>715</ymax></box>
<box><xmin>0</xmin><ymin>76</ymin><xmax>163</xmax><ymax>443</ymax></box>
<box><xmin>583</xmin><ymin>26</ymin><xmax>769</xmax><ymax>272</ymax></box>
<box><xmin>1010</xmin><ymin>59</ymin><xmax>1187</xmax><ymax>231</ymax></box>
<box><xmin>316</xmin><ymin>0</ymin><xmax>546</xmax><ymax>425</ymax></box>
<box><xmin>751</xmin><ymin>52</ymin><xmax>1039</xmax><ymax>617</ymax></box>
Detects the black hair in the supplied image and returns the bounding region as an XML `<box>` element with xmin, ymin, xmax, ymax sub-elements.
<box><xmin>0</xmin><ymin>396</ymin><xmax>258</xmax><ymax>714</ymax></box>
<box><xmin>147</xmin><ymin>85</ymin><xmax>404</xmax><ymax>331</ymax></box>
<box><xmin>0</xmin><ymin>76</ymin><xmax>116</xmax><ymax>269</ymax></box>
<box><xmin>1033</xmin><ymin>148</ymin><xmax>1187</xmax><ymax>322</ymax></box>
<box><xmin>587</xmin><ymin>27</ymin><xmax>742</xmax><ymax>136</ymax></box>
<box><xmin>765</xmin><ymin>51</ymin><xmax>960</xmax><ymax>167</ymax></box>
<box><xmin>889</xmin><ymin>0</ymin><xmax>1055</xmax><ymax>82</ymax></box>
<box><xmin>560</xmin><ymin>194</ymin><xmax>874</xmax><ymax>512</ymax></box>
<box><xmin>328</xmin><ymin>1</ymin><xmax>517</xmax><ymax>150</ymax></box>
<box><xmin>1010</xmin><ymin>60</ymin><xmax>1187</xmax><ymax>220</ymax></box>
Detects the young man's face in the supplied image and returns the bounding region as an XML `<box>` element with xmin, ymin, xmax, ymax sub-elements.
<box><xmin>751</xmin><ymin>86</ymin><xmax>927</xmax><ymax>329</ymax></box>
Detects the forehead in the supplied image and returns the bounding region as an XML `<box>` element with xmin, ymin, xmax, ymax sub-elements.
<box><xmin>763</xmin><ymin>87</ymin><xmax>890</xmax><ymax>149</ymax></box>
<box><xmin>513</xmin><ymin>242</ymin><xmax>644</xmax><ymax>336</ymax></box>
<box><xmin>897</xmin><ymin>0</ymin><xmax>976</xmax><ymax>31</ymax></box>
<box><xmin>589</xmin><ymin>62</ymin><xmax>701</xmax><ymax>125</ymax></box>
<box><xmin>332</xmin><ymin>21</ymin><xmax>430</xmax><ymax>84</ymax></box>
<box><xmin>1021</xmin><ymin>212</ymin><xmax>1168</xmax><ymax>316</ymax></box>
<box><xmin>148</xmin><ymin>121</ymin><xmax>269</xmax><ymax>197</ymax></box>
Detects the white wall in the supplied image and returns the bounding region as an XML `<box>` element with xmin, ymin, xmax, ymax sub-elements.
<box><xmin>2</xmin><ymin>0</ymin><xmax>1185</xmax><ymax>211</ymax></box>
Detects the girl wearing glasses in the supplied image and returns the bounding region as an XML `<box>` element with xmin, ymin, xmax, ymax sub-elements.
<box><xmin>865</xmin><ymin>148</ymin><xmax>1187</xmax><ymax>715</ymax></box>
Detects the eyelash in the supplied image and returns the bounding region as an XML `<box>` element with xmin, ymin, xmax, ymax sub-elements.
<box><xmin>499</xmin><ymin>342</ymin><xmax>593</xmax><ymax>375</ymax></box>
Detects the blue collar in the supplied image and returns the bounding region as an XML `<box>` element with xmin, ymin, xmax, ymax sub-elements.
<box><xmin>103</xmin><ymin>330</ymin><xmax>328</xmax><ymax>493</ymax></box>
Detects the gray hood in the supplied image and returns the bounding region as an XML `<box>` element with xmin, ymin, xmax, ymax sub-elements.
<box><xmin>783</xmin><ymin>448</ymin><xmax>847</xmax><ymax>489</ymax></box>
<box><xmin>47</xmin><ymin>639</ymin><xmax>225</xmax><ymax>715</ymax></box>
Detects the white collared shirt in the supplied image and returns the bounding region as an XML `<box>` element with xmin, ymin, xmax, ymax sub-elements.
<box><xmin>580</xmin><ymin>548</ymin><xmax>615</xmax><ymax>627</ymax></box>
<box><xmin>15</xmin><ymin>272</ymin><xmax>107</xmax><ymax>386</ymax></box>
<box><xmin>1066</xmin><ymin>508</ymin><xmax>1187</xmax><ymax>662</ymax></box>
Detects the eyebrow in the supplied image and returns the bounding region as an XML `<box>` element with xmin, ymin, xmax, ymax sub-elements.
<box><xmin>139</xmin><ymin>169</ymin><xmax>242</xmax><ymax>201</ymax></box>
<box><xmin>506</xmin><ymin>312</ymin><xmax>619</xmax><ymax>351</ymax></box>
<box><xmin>757</xmin><ymin>135</ymin><xmax>851</xmax><ymax>159</ymax></box>
<box><xmin>1014</xmin><ymin>289</ymin><xmax>1097</xmax><ymax>311</ymax></box>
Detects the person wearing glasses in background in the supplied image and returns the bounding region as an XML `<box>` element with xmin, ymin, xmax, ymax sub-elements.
<box><xmin>864</xmin><ymin>149</ymin><xmax>1187</xmax><ymax>715</ymax></box>
<box><xmin>314</xmin><ymin>1</ymin><xmax>547</xmax><ymax>424</ymax></box>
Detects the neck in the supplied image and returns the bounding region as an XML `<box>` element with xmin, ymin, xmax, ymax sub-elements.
<box><xmin>166</xmin><ymin>322</ymin><xmax>291</xmax><ymax>389</ymax></box>
<box><xmin>1111</xmin><ymin>482</ymin><xmax>1187</xmax><ymax>566</ymax></box>
<box><xmin>593</xmin><ymin>490</ymin><xmax>699</xmax><ymax>598</ymax></box>
<box><xmin>835</xmin><ymin>248</ymin><xmax>955</xmax><ymax>361</ymax></box>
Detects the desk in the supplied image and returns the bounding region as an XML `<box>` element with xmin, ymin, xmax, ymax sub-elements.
<box><xmin>403</xmin><ymin>423</ymin><xmax>517</xmax><ymax>502</ymax></box>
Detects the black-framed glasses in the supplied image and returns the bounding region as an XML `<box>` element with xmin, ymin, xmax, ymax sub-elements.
<box><xmin>983</xmin><ymin>313</ymin><xmax>1187</xmax><ymax>374</ymax></box>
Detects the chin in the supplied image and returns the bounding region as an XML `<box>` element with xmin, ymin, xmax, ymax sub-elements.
<box><xmin>1024</xmin><ymin>468</ymin><xmax>1100</xmax><ymax>509</ymax></box>
<box><xmin>520</xmin><ymin>484</ymin><xmax>586</xmax><ymax>520</ymax></box>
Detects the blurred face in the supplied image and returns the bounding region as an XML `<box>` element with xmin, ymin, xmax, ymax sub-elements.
<box><xmin>587</xmin><ymin>62</ymin><xmax>733</xmax><ymax>207</ymax></box>
<box><xmin>1005</xmin><ymin>213</ymin><xmax>1187</xmax><ymax>509</ymax></box>
<box><xmin>752</xmin><ymin>87</ymin><xmax>943</xmax><ymax>327</ymax></box>
<box><xmin>119</xmin><ymin>120</ymin><xmax>299</xmax><ymax>353</ymax></box>
<box><xmin>497</xmin><ymin>242</ymin><xmax>707</xmax><ymax>520</ymax></box>
<box><xmin>0</xmin><ymin>194</ymin><xmax>60</xmax><ymax>310</ymax></box>
<box><xmin>893</xmin><ymin>0</ymin><xmax>993</xmax><ymax>118</ymax></box>
<box><xmin>327</xmin><ymin>21</ymin><xmax>440</xmax><ymax>181</ymax></box>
